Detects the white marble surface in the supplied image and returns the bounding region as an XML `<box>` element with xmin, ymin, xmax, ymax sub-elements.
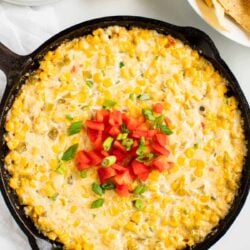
<box><xmin>0</xmin><ymin>0</ymin><xmax>249</xmax><ymax>249</ymax></box>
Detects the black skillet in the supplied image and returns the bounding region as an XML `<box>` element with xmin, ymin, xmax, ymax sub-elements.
<box><xmin>0</xmin><ymin>16</ymin><xmax>249</xmax><ymax>250</ymax></box>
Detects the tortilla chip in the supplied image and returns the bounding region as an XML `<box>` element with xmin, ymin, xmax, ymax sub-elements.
<box><xmin>217</xmin><ymin>0</ymin><xmax>250</xmax><ymax>33</ymax></box>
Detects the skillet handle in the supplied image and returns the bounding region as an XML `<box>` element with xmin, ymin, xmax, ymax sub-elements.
<box><xmin>0</xmin><ymin>42</ymin><xmax>27</xmax><ymax>78</ymax></box>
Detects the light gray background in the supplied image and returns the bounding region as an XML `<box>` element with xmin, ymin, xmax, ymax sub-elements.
<box><xmin>0</xmin><ymin>0</ymin><xmax>249</xmax><ymax>249</ymax></box>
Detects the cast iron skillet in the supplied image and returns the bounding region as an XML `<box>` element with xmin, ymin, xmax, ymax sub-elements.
<box><xmin>0</xmin><ymin>16</ymin><xmax>249</xmax><ymax>250</ymax></box>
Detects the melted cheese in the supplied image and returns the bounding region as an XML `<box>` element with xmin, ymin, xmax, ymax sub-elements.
<box><xmin>4</xmin><ymin>26</ymin><xmax>246</xmax><ymax>250</ymax></box>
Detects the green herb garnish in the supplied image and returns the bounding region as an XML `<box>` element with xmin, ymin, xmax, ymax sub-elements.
<box><xmin>65</xmin><ymin>114</ymin><xmax>73</xmax><ymax>120</ymax></box>
<box><xmin>129</xmin><ymin>93</ymin><xmax>136</xmax><ymax>101</ymax></box>
<box><xmin>61</xmin><ymin>144</ymin><xmax>78</xmax><ymax>161</ymax></box>
<box><xmin>102</xmin><ymin>137</ymin><xmax>114</xmax><ymax>151</ymax></box>
<box><xmin>103</xmin><ymin>100</ymin><xmax>116</xmax><ymax>109</ymax></box>
<box><xmin>154</xmin><ymin>115</ymin><xmax>164</xmax><ymax>128</ymax></box>
<box><xmin>137</xmin><ymin>93</ymin><xmax>150</xmax><ymax>101</ymax></box>
<box><xmin>80</xmin><ymin>169</ymin><xmax>88</xmax><ymax>178</ymax></box>
<box><xmin>119</xmin><ymin>61</ymin><xmax>125</xmax><ymax>68</ymax></box>
<box><xmin>133</xmin><ymin>184</ymin><xmax>147</xmax><ymax>195</ymax></box>
<box><xmin>86</xmin><ymin>80</ymin><xmax>94</xmax><ymax>88</ymax></box>
<box><xmin>92</xmin><ymin>183</ymin><xmax>104</xmax><ymax>196</ymax></box>
<box><xmin>136</xmin><ymin>152</ymin><xmax>155</xmax><ymax>162</ymax></box>
<box><xmin>56</xmin><ymin>163</ymin><xmax>66</xmax><ymax>175</ymax></box>
<box><xmin>159</xmin><ymin>125</ymin><xmax>173</xmax><ymax>135</ymax></box>
<box><xmin>91</xmin><ymin>198</ymin><xmax>104</xmax><ymax>209</ymax></box>
<box><xmin>50</xmin><ymin>192</ymin><xmax>59</xmax><ymax>201</ymax></box>
<box><xmin>102</xmin><ymin>155</ymin><xmax>116</xmax><ymax>168</ymax></box>
<box><xmin>133</xmin><ymin>199</ymin><xmax>143</xmax><ymax>209</ymax></box>
<box><xmin>117</xmin><ymin>133</ymin><xmax>128</xmax><ymax>140</ymax></box>
<box><xmin>142</xmin><ymin>109</ymin><xmax>155</xmax><ymax>121</ymax></box>
<box><xmin>121</xmin><ymin>123</ymin><xmax>130</xmax><ymax>133</ymax></box>
<box><xmin>101</xmin><ymin>182</ymin><xmax>116</xmax><ymax>190</ymax></box>
<box><xmin>68</xmin><ymin>121</ymin><xmax>82</xmax><ymax>135</ymax></box>
<box><xmin>122</xmin><ymin>138</ymin><xmax>134</xmax><ymax>151</ymax></box>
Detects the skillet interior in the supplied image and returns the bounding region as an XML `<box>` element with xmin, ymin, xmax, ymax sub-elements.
<box><xmin>0</xmin><ymin>16</ymin><xmax>249</xmax><ymax>250</ymax></box>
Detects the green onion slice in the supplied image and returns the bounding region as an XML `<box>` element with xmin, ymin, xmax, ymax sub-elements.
<box><xmin>122</xmin><ymin>138</ymin><xmax>134</xmax><ymax>151</ymax></box>
<box><xmin>137</xmin><ymin>93</ymin><xmax>150</xmax><ymax>101</ymax></box>
<box><xmin>102</xmin><ymin>137</ymin><xmax>114</xmax><ymax>151</ymax></box>
<box><xmin>119</xmin><ymin>61</ymin><xmax>125</xmax><ymax>68</ymax></box>
<box><xmin>103</xmin><ymin>100</ymin><xmax>116</xmax><ymax>109</ymax></box>
<box><xmin>117</xmin><ymin>133</ymin><xmax>128</xmax><ymax>140</ymax></box>
<box><xmin>80</xmin><ymin>170</ymin><xmax>88</xmax><ymax>178</ymax></box>
<box><xmin>102</xmin><ymin>155</ymin><xmax>116</xmax><ymax>168</ymax></box>
<box><xmin>133</xmin><ymin>199</ymin><xmax>143</xmax><ymax>209</ymax></box>
<box><xmin>133</xmin><ymin>184</ymin><xmax>147</xmax><ymax>195</ymax></box>
<box><xmin>101</xmin><ymin>182</ymin><xmax>116</xmax><ymax>190</ymax></box>
<box><xmin>56</xmin><ymin>163</ymin><xmax>66</xmax><ymax>175</ymax></box>
<box><xmin>86</xmin><ymin>80</ymin><xmax>94</xmax><ymax>88</ymax></box>
<box><xmin>142</xmin><ymin>109</ymin><xmax>155</xmax><ymax>121</ymax></box>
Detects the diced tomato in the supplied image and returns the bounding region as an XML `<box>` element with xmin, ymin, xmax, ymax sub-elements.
<box><xmin>152</xmin><ymin>156</ymin><xmax>173</xmax><ymax>172</ymax></box>
<box><xmin>155</xmin><ymin>133</ymin><xmax>168</xmax><ymax>147</ymax></box>
<box><xmin>147</xmin><ymin>129</ymin><xmax>158</xmax><ymax>139</ymax></box>
<box><xmin>86</xmin><ymin>120</ymin><xmax>105</xmax><ymax>131</ymax></box>
<box><xmin>98</xmin><ymin>167</ymin><xmax>116</xmax><ymax>183</ymax></box>
<box><xmin>100</xmin><ymin>150</ymin><xmax>109</xmax><ymax>157</ymax></box>
<box><xmin>87</xmin><ymin>128</ymin><xmax>98</xmax><ymax>142</ymax></box>
<box><xmin>115</xmin><ymin>184</ymin><xmax>130</xmax><ymax>197</ymax></box>
<box><xmin>86</xmin><ymin>150</ymin><xmax>103</xmax><ymax>166</ymax></box>
<box><xmin>93</xmin><ymin>131</ymin><xmax>103</xmax><ymax>149</ymax></box>
<box><xmin>131</xmin><ymin>130</ymin><xmax>148</xmax><ymax>139</ymax></box>
<box><xmin>112</xmin><ymin>149</ymin><xmax>126</xmax><ymax>161</ymax></box>
<box><xmin>168</xmin><ymin>36</ymin><xmax>176</xmax><ymax>45</ymax></box>
<box><xmin>131</xmin><ymin>161</ymin><xmax>150</xmax><ymax>181</ymax></box>
<box><xmin>152</xmin><ymin>142</ymin><xmax>170</xmax><ymax>156</ymax></box>
<box><xmin>153</xmin><ymin>103</ymin><xmax>164</xmax><ymax>113</ymax></box>
<box><xmin>125</xmin><ymin>117</ymin><xmax>138</xmax><ymax>130</ymax></box>
<box><xmin>108</xmin><ymin>126</ymin><xmax>120</xmax><ymax>137</ymax></box>
<box><xmin>96</xmin><ymin>109</ymin><xmax>110</xmax><ymax>123</ymax></box>
<box><xmin>113</xmin><ymin>140</ymin><xmax>127</xmax><ymax>152</ymax></box>
<box><xmin>137</xmin><ymin>123</ymin><xmax>148</xmax><ymax>131</ymax></box>
<box><xmin>109</xmin><ymin>110</ymin><xmax>123</xmax><ymax>126</ymax></box>
<box><xmin>71</xmin><ymin>65</ymin><xmax>78</xmax><ymax>74</ymax></box>
<box><xmin>112</xmin><ymin>163</ymin><xmax>127</xmax><ymax>173</ymax></box>
<box><xmin>75</xmin><ymin>151</ymin><xmax>90</xmax><ymax>170</ymax></box>
<box><xmin>114</xmin><ymin>170</ymin><xmax>133</xmax><ymax>185</ymax></box>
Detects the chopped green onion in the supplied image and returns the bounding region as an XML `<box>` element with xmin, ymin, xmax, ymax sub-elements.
<box><xmin>56</xmin><ymin>163</ymin><xmax>66</xmax><ymax>175</ymax></box>
<box><xmin>101</xmin><ymin>182</ymin><xmax>116</xmax><ymax>190</ymax></box>
<box><xmin>50</xmin><ymin>192</ymin><xmax>59</xmax><ymax>201</ymax></box>
<box><xmin>122</xmin><ymin>138</ymin><xmax>134</xmax><ymax>151</ymax></box>
<box><xmin>91</xmin><ymin>198</ymin><xmax>104</xmax><ymax>209</ymax></box>
<box><xmin>133</xmin><ymin>199</ymin><xmax>143</xmax><ymax>209</ymax></box>
<box><xmin>136</xmin><ymin>144</ymin><xmax>148</xmax><ymax>155</ymax></box>
<box><xmin>81</xmin><ymin>105</ymin><xmax>89</xmax><ymax>110</ymax></box>
<box><xmin>103</xmin><ymin>100</ymin><xmax>116</xmax><ymax>109</ymax></box>
<box><xmin>117</xmin><ymin>133</ymin><xmax>128</xmax><ymax>140</ymax></box>
<box><xmin>115</xmin><ymin>80</ymin><xmax>120</xmax><ymax>84</ymax></box>
<box><xmin>119</xmin><ymin>61</ymin><xmax>125</xmax><ymax>68</ymax></box>
<box><xmin>103</xmin><ymin>137</ymin><xmax>114</xmax><ymax>151</ymax></box>
<box><xmin>137</xmin><ymin>93</ymin><xmax>150</xmax><ymax>101</ymax></box>
<box><xmin>86</xmin><ymin>80</ymin><xmax>94</xmax><ymax>88</ymax></box>
<box><xmin>102</xmin><ymin>155</ymin><xmax>117</xmax><ymax>168</ymax></box>
<box><xmin>65</xmin><ymin>114</ymin><xmax>73</xmax><ymax>120</ymax></box>
<box><xmin>68</xmin><ymin>121</ymin><xmax>82</xmax><ymax>135</ymax></box>
<box><xmin>142</xmin><ymin>109</ymin><xmax>155</xmax><ymax>121</ymax></box>
<box><xmin>92</xmin><ymin>183</ymin><xmax>104</xmax><ymax>196</ymax></box>
<box><xmin>140</xmin><ymin>137</ymin><xmax>146</xmax><ymax>146</ymax></box>
<box><xmin>136</xmin><ymin>152</ymin><xmax>155</xmax><ymax>162</ymax></box>
<box><xmin>80</xmin><ymin>170</ymin><xmax>88</xmax><ymax>178</ymax></box>
<box><xmin>160</xmin><ymin>125</ymin><xmax>173</xmax><ymax>135</ymax></box>
<box><xmin>121</xmin><ymin>123</ymin><xmax>130</xmax><ymax>133</ymax></box>
<box><xmin>194</xmin><ymin>143</ymin><xmax>199</xmax><ymax>149</ymax></box>
<box><xmin>154</xmin><ymin>115</ymin><xmax>165</xmax><ymax>128</ymax></box>
<box><xmin>133</xmin><ymin>184</ymin><xmax>147</xmax><ymax>195</ymax></box>
<box><xmin>61</xmin><ymin>144</ymin><xmax>78</xmax><ymax>161</ymax></box>
<box><xmin>129</xmin><ymin>93</ymin><xmax>136</xmax><ymax>101</ymax></box>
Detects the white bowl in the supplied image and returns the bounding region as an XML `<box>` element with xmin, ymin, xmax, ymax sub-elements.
<box><xmin>2</xmin><ymin>0</ymin><xmax>60</xmax><ymax>6</ymax></box>
<box><xmin>187</xmin><ymin>0</ymin><xmax>250</xmax><ymax>47</ymax></box>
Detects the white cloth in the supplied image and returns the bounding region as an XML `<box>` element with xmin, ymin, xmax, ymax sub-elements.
<box><xmin>0</xmin><ymin>2</ymin><xmax>59</xmax><ymax>249</ymax></box>
<box><xmin>0</xmin><ymin>2</ymin><xmax>59</xmax><ymax>98</ymax></box>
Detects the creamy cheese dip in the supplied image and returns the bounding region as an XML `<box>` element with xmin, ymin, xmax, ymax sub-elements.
<box><xmin>4</xmin><ymin>26</ymin><xmax>246</xmax><ymax>250</ymax></box>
